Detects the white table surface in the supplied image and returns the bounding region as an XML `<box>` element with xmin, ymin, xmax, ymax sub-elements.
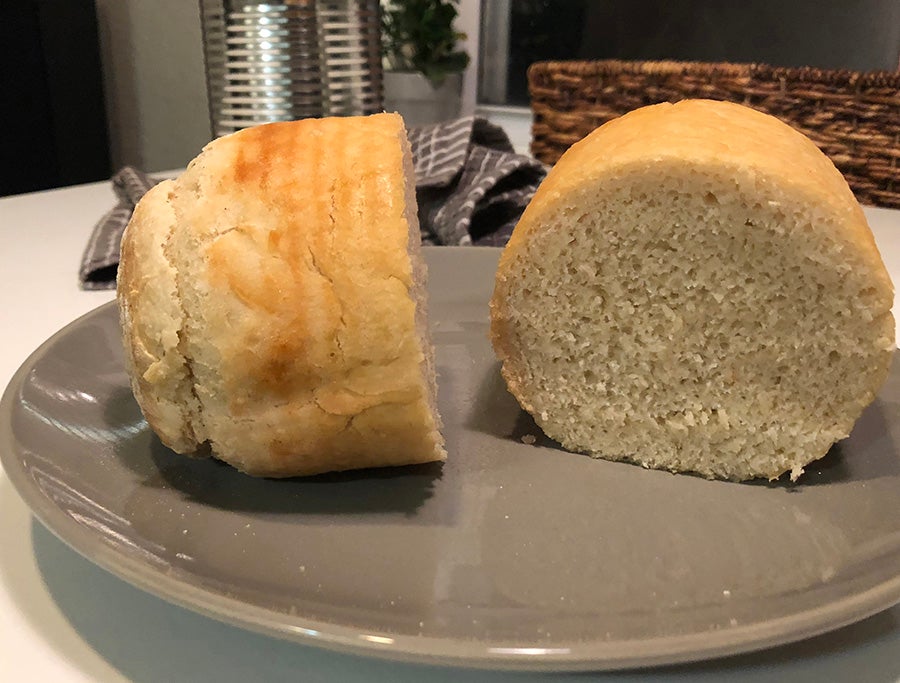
<box><xmin>1</xmin><ymin>180</ymin><xmax>899</xmax><ymax>683</ymax></box>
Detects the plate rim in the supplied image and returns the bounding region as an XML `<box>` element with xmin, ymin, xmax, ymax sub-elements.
<box><xmin>3</xmin><ymin>293</ymin><xmax>900</xmax><ymax>672</ymax></box>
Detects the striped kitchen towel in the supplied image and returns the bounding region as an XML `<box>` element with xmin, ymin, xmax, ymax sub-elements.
<box><xmin>79</xmin><ymin>167</ymin><xmax>161</xmax><ymax>289</ymax></box>
<box><xmin>411</xmin><ymin>116</ymin><xmax>546</xmax><ymax>247</ymax></box>
<box><xmin>79</xmin><ymin>117</ymin><xmax>546</xmax><ymax>289</ymax></box>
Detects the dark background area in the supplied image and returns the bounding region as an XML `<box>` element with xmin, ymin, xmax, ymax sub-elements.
<box><xmin>483</xmin><ymin>0</ymin><xmax>900</xmax><ymax>106</ymax></box>
<box><xmin>0</xmin><ymin>0</ymin><xmax>110</xmax><ymax>197</ymax></box>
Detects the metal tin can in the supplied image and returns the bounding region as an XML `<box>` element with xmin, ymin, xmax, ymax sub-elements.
<box><xmin>200</xmin><ymin>0</ymin><xmax>383</xmax><ymax>137</ymax></box>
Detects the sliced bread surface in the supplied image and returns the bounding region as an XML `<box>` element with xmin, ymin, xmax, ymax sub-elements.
<box><xmin>490</xmin><ymin>99</ymin><xmax>894</xmax><ymax>481</ymax></box>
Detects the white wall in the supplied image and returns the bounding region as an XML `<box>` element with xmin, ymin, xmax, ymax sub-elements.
<box><xmin>94</xmin><ymin>0</ymin><xmax>211</xmax><ymax>172</ymax></box>
<box><xmin>456</xmin><ymin>0</ymin><xmax>480</xmax><ymax>115</ymax></box>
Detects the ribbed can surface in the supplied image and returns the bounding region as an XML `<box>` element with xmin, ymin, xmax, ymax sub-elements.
<box><xmin>200</xmin><ymin>0</ymin><xmax>383</xmax><ymax>137</ymax></box>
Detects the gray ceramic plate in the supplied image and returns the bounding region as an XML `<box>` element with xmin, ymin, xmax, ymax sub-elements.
<box><xmin>2</xmin><ymin>247</ymin><xmax>900</xmax><ymax>671</ymax></box>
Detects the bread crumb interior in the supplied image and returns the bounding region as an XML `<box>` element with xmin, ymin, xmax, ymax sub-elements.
<box><xmin>497</xmin><ymin>163</ymin><xmax>894</xmax><ymax>480</ymax></box>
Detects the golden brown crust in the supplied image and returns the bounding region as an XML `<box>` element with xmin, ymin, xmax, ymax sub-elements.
<box><xmin>493</xmin><ymin>99</ymin><xmax>894</xmax><ymax>361</ymax></box>
<box><xmin>118</xmin><ymin>114</ymin><xmax>445</xmax><ymax>477</ymax></box>
<box><xmin>117</xmin><ymin>180</ymin><xmax>201</xmax><ymax>453</ymax></box>
<box><xmin>498</xmin><ymin>100</ymin><xmax>889</xmax><ymax>294</ymax></box>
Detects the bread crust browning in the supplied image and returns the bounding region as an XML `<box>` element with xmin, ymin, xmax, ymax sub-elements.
<box><xmin>496</xmin><ymin>100</ymin><xmax>891</xmax><ymax>308</ymax></box>
<box><xmin>117</xmin><ymin>114</ymin><xmax>445</xmax><ymax>477</ymax></box>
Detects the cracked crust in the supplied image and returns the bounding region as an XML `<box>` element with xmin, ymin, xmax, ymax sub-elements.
<box><xmin>117</xmin><ymin>179</ymin><xmax>204</xmax><ymax>453</ymax></box>
<box><xmin>117</xmin><ymin>114</ymin><xmax>445</xmax><ymax>477</ymax></box>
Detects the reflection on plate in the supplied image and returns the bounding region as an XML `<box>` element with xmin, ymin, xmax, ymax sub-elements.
<box><xmin>2</xmin><ymin>247</ymin><xmax>900</xmax><ymax>671</ymax></box>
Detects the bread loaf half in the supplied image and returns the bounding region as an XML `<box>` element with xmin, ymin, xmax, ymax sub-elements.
<box><xmin>118</xmin><ymin>113</ymin><xmax>445</xmax><ymax>477</ymax></box>
<box><xmin>490</xmin><ymin>99</ymin><xmax>894</xmax><ymax>481</ymax></box>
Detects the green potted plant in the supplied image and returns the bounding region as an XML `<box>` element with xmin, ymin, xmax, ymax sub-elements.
<box><xmin>380</xmin><ymin>0</ymin><xmax>470</xmax><ymax>125</ymax></box>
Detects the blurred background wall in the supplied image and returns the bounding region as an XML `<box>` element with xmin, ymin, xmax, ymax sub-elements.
<box><xmin>2</xmin><ymin>1</ymin><xmax>897</xmax><ymax>193</ymax></box>
<box><xmin>0</xmin><ymin>0</ymin><xmax>112</xmax><ymax>195</ymax></box>
<box><xmin>480</xmin><ymin>0</ymin><xmax>900</xmax><ymax>106</ymax></box>
<box><xmin>93</xmin><ymin>0</ymin><xmax>210</xmax><ymax>173</ymax></box>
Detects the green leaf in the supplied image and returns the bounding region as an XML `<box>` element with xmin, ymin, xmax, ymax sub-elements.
<box><xmin>380</xmin><ymin>0</ymin><xmax>469</xmax><ymax>86</ymax></box>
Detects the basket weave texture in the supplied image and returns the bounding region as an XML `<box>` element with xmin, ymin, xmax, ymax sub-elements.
<box><xmin>528</xmin><ymin>60</ymin><xmax>900</xmax><ymax>208</ymax></box>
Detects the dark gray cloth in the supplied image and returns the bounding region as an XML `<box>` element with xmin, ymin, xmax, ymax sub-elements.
<box><xmin>79</xmin><ymin>167</ymin><xmax>161</xmax><ymax>289</ymax></box>
<box><xmin>79</xmin><ymin>117</ymin><xmax>546</xmax><ymax>289</ymax></box>
<box><xmin>410</xmin><ymin>116</ymin><xmax>546</xmax><ymax>247</ymax></box>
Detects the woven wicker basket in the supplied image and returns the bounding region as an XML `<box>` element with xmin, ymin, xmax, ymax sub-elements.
<box><xmin>529</xmin><ymin>60</ymin><xmax>900</xmax><ymax>208</ymax></box>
